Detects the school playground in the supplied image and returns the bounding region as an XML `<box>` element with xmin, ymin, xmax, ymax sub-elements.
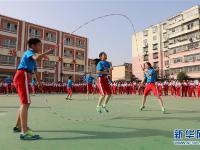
<box><xmin>0</xmin><ymin>94</ymin><xmax>200</xmax><ymax>150</ymax></box>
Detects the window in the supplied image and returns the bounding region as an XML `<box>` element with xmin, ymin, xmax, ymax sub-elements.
<box><xmin>163</xmin><ymin>23</ymin><xmax>167</xmax><ymax>30</ymax></box>
<box><xmin>75</xmin><ymin>64</ymin><xmax>84</xmax><ymax>72</ymax></box>
<box><xmin>76</xmin><ymin>40</ymin><xmax>85</xmax><ymax>49</ymax></box>
<box><xmin>187</xmin><ymin>22</ymin><xmax>193</xmax><ymax>30</ymax></box>
<box><xmin>143</xmin><ymin>30</ymin><xmax>148</xmax><ymax>36</ymax></box>
<box><xmin>164</xmin><ymin>51</ymin><xmax>169</xmax><ymax>57</ymax></box>
<box><xmin>196</xmin><ymin>54</ymin><xmax>200</xmax><ymax>61</ymax></box>
<box><xmin>170</xmin><ymin>41</ymin><xmax>200</xmax><ymax>54</ymax></box>
<box><xmin>76</xmin><ymin>51</ymin><xmax>84</xmax><ymax>60</ymax></box>
<box><xmin>29</xmin><ymin>28</ymin><xmax>41</xmax><ymax>38</ymax></box>
<box><xmin>45</xmin><ymin>32</ymin><xmax>56</xmax><ymax>42</ymax></box>
<box><xmin>165</xmin><ymin>60</ymin><xmax>169</xmax><ymax>66</ymax></box>
<box><xmin>143</xmin><ymin>47</ymin><xmax>148</xmax><ymax>52</ymax></box>
<box><xmin>170</xmin><ymin>26</ymin><xmax>182</xmax><ymax>34</ymax></box>
<box><xmin>43</xmin><ymin>73</ymin><xmax>54</xmax><ymax>82</ymax></box>
<box><xmin>152</xmin><ymin>26</ymin><xmax>157</xmax><ymax>33</ymax></box>
<box><xmin>63</xmin><ymin>63</ymin><xmax>74</xmax><ymax>71</ymax></box>
<box><xmin>64</xmin><ymin>37</ymin><xmax>74</xmax><ymax>46</ymax></box>
<box><xmin>43</xmin><ymin>61</ymin><xmax>55</xmax><ymax>69</ymax></box>
<box><xmin>0</xmin><ymin>55</ymin><xmax>15</xmax><ymax>65</ymax></box>
<box><xmin>183</xmin><ymin>65</ymin><xmax>200</xmax><ymax>73</ymax></box>
<box><xmin>153</xmin><ymin>52</ymin><xmax>158</xmax><ymax>59</ymax></box>
<box><xmin>172</xmin><ymin>57</ymin><xmax>183</xmax><ymax>64</ymax></box>
<box><xmin>164</xmin><ymin>41</ymin><xmax>168</xmax><ymax>48</ymax></box>
<box><xmin>188</xmin><ymin>41</ymin><xmax>199</xmax><ymax>49</ymax></box>
<box><xmin>153</xmin><ymin>62</ymin><xmax>159</xmax><ymax>68</ymax></box>
<box><xmin>169</xmin><ymin>39</ymin><xmax>175</xmax><ymax>45</ymax></box>
<box><xmin>3</xmin><ymin>22</ymin><xmax>17</xmax><ymax>33</ymax></box>
<box><xmin>64</xmin><ymin>49</ymin><xmax>73</xmax><ymax>58</ymax></box>
<box><xmin>143</xmin><ymin>39</ymin><xmax>148</xmax><ymax>47</ymax></box>
<box><xmin>143</xmin><ymin>55</ymin><xmax>148</xmax><ymax>61</ymax></box>
<box><xmin>184</xmin><ymin>53</ymin><xmax>200</xmax><ymax>62</ymax></box>
<box><xmin>163</xmin><ymin>33</ymin><xmax>168</xmax><ymax>41</ymax></box>
<box><xmin>153</xmin><ymin>44</ymin><xmax>158</xmax><ymax>50</ymax></box>
<box><xmin>2</xmin><ymin>39</ymin><xmax>16</xmax><ymax>48</ymax></box>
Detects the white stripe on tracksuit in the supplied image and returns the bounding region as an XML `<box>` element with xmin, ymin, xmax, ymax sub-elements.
<box><xmin>24</xmin><ymin>72</ymin><xmax>31</xmax><ymax>104</ymax></box>
<box><xmin>98</xmin><ymin>77</ymin><xmax>104</xmax><ymax>95</ymax></box>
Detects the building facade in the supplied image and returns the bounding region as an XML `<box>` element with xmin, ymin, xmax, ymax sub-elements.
<box><xmin>132</xmin><ymin>5</ymin><xmax>200</xmax><ymax>80</ymax></box>
<box><xmin>88</xmin><ymin>58</ymin><xmax>96</xmax><ymax>75</ymax></box>
<box><xmin>0</xmin><ymin>14</ymin><xmax>88</xmax><ymax>82</ymax></box>
<box><xmin>112</xmin><ymin>63</ymin><xmax>133</xmax><ymax>81</ymax></box>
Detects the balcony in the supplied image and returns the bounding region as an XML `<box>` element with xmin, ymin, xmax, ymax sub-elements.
<box><xmin>64</xmin><ymin>41</ymin><xmax>74</xmax><ymax>47</ymax></box>
<box><xmin>143</xmin><ymin>43</ymin><xmax>148</xmax><ymax>48</ymax></box>
<box><xmin>2</xmin><ymin>22</ymin><xmax>17</xmax><ymax>34</ymax></box>
<box><xmin>76</xmin><ymin>52</ymin><xmax>84</xmax><ymax>60</ymax></box>
<box><xmin>76</xmin><ymin>56</ymin><xmax>84</xmax><ymax>60</ymax></box>
<box><xmin>143</xmin><ymin>55</ymin><xmax>149</xmax><ymax>61</ymax></box>
<box><xmin>165</xmin><ymin>60</ymin><xmax>169</xmax><ymax>66</ymax></box>
<box><xmin>45</xmin><ymin>37</ymin><xmax>56</xmax><ymax>43</ymax></box>
<box><xmin>153</xmin><ymin>53</ymin><xmax>159</xmax><ymax>59</ymax></box>
<box><xmin>1</xmin><ymin>43</ymin><xmax>16</xmax><ymax>49</ymax></box>
<box><xmin>2</xmin><ymin>27</ymin><xmax>17</xmax><ymax>34</ymax></box>
<box><xmin>168</xmin><ymin>25</ymin><xmax>199</xmax><ymax>39</ymax></box>
<box><xmin>29</xmin><ymin>33</ymin><xmax>41</xmax><ymax>38</ymax></box>
<box><xmin>29</xmin><ymin>28</ymin><xmax>42</xmax><ymax>38</ymax></box>
<box><xmin>153</xmin><ymin>45</ymin><xmax>158</xmax><ymax>51</ymax></box>
<box><xmin>0</xmin><ymin>55</ymin><xmax>15</xmax><ymax>65</ymax></box>
<box><xmin>64</xmin><ymin>50</ymin><xmax>74</xmax><ymax>58</ymax></box>
<box><xmin>63</xmin><ymin>63</ymin><xmax>74</xmax><ymax>71</ymax></box>
<box><xmin>63</xmin><ymin>67</ymin><xmax>74</xmax><ymax>71</ymax></box>
<box><xmin>143</xmin><ymin>47</ymin><xmax>148</xmax><ymax>53</ymax></box>
<box><xmin>76</xmin><ymin>44</ymin><xmax>86</xmax><ymax>49</ymax></box>
<box><xmin>43</xmin><ymin>61</ymin><xmax>56</xmax><ymax>69</ymax></box>
<box><xmin>188</xmin><ymin>41</ymin><xmax>199</xmax><ymax>50</ymax></box>
<box><xmin>143</xmin><ymin>30</ymin><xmax>148</xmax><ymax>37</ymax></box>
<box><xmin>75</xmin><ymin>65</ymin><xmax>84</xmax><ymax>72</ymax></box>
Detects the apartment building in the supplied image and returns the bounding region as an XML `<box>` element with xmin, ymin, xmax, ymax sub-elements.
<box><xmin>0</xmin><ymin>14</ymin><xmax>88</xmax><ymax>82</ymax></box>
<box><xmin>112</xmin><ymin>63</ymin><xmax>133</xmax><ymax>81</ymax></box>
<box><xmin>132</xmin><ymin>5</ymin><xmax>200</xmax><ymax>80</ymax></box>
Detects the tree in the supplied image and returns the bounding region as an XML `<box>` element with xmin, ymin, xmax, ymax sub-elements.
<box><xmin>177</xmin><ymin>72</ymin><xmax>189</xmax><ymax>80</ymax></box>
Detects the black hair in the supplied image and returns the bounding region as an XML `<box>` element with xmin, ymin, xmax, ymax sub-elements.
<box><xmin>145</xmin><ymin>62</ymin><xmax>153</xmax><ymax>69</ymax></box>
<box><xmin>94</xmin><ymin>58</ymin><xmax>101</xmax><ymax>66</ymax></box>
<box><xmin>99</xmin><ymin>51</ymin><xmax>106</xmax><ymax>58</ymax></box>
<box><xmin>28</xmin><ymin>38</ymin><xmax>41</xmax><ymax>48</ymax></box>
<box><xmin>69</xmin><ymin>76</ymin><xmax>72</xmax><ymax>79</ymax></box>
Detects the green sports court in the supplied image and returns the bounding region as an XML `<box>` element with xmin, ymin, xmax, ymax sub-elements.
<box><xmin>0</xmin><ymin>94</ymin><xmax>200</xmax><ymax>150</ymax></box>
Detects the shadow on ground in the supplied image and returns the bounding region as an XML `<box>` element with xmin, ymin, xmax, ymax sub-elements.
<box><xmin>34</xmin><ymin>127</ymin><xmax>171</xmax><ymax>141</ymax></box>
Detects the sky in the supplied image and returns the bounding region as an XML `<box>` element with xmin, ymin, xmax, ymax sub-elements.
<box><xmin>0</xmin><ymin>0</ymin><xmax>199</xmax><ymax>65</ymax></box>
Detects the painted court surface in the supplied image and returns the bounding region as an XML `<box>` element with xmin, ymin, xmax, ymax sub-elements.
<box><xmin>0</xmin><ymin>94</ymin><xmax>200</xmax><ymax>150</ymax></box>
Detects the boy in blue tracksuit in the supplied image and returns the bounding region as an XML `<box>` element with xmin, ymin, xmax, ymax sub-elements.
<box><xmin>66</xmin><ymin>76</ymin><xmax>73</xmax><ymax>100</ymax></box>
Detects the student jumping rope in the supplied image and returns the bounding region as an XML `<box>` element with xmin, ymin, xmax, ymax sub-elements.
<box><xmin>96</xmin><ymin>52</ymin><xmax>113</xmax><ymax>113</ymax></box>
<box><xmin>84</xmin><ymin>72</ymin><xmax>95</xmax><ymax>96</ymax></box>
<box><xmin>66</xmin><ymin>76</ymin><xmax>73</xmax><ymax>100</ymax></box>
<box><xmin>139</xmin><ymin>62</ymin><xmax>166</xmax><ymax>114</ymax></box>
<box><xmin>13</xmin><ymin>38</ymin><xmax>53</xmax><ymax>140</ymax></box>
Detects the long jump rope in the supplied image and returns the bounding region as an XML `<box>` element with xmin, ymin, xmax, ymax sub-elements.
<box><xmin>42</xmin><ymin>13</ymin><xmax>143</xmax><ymax>122</ymax></box>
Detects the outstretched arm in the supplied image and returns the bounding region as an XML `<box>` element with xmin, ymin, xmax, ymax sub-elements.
<box><xmin>32</xmin><ymin>49</ymin><xmax>54</xmax><ymax>61</ymax></box>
